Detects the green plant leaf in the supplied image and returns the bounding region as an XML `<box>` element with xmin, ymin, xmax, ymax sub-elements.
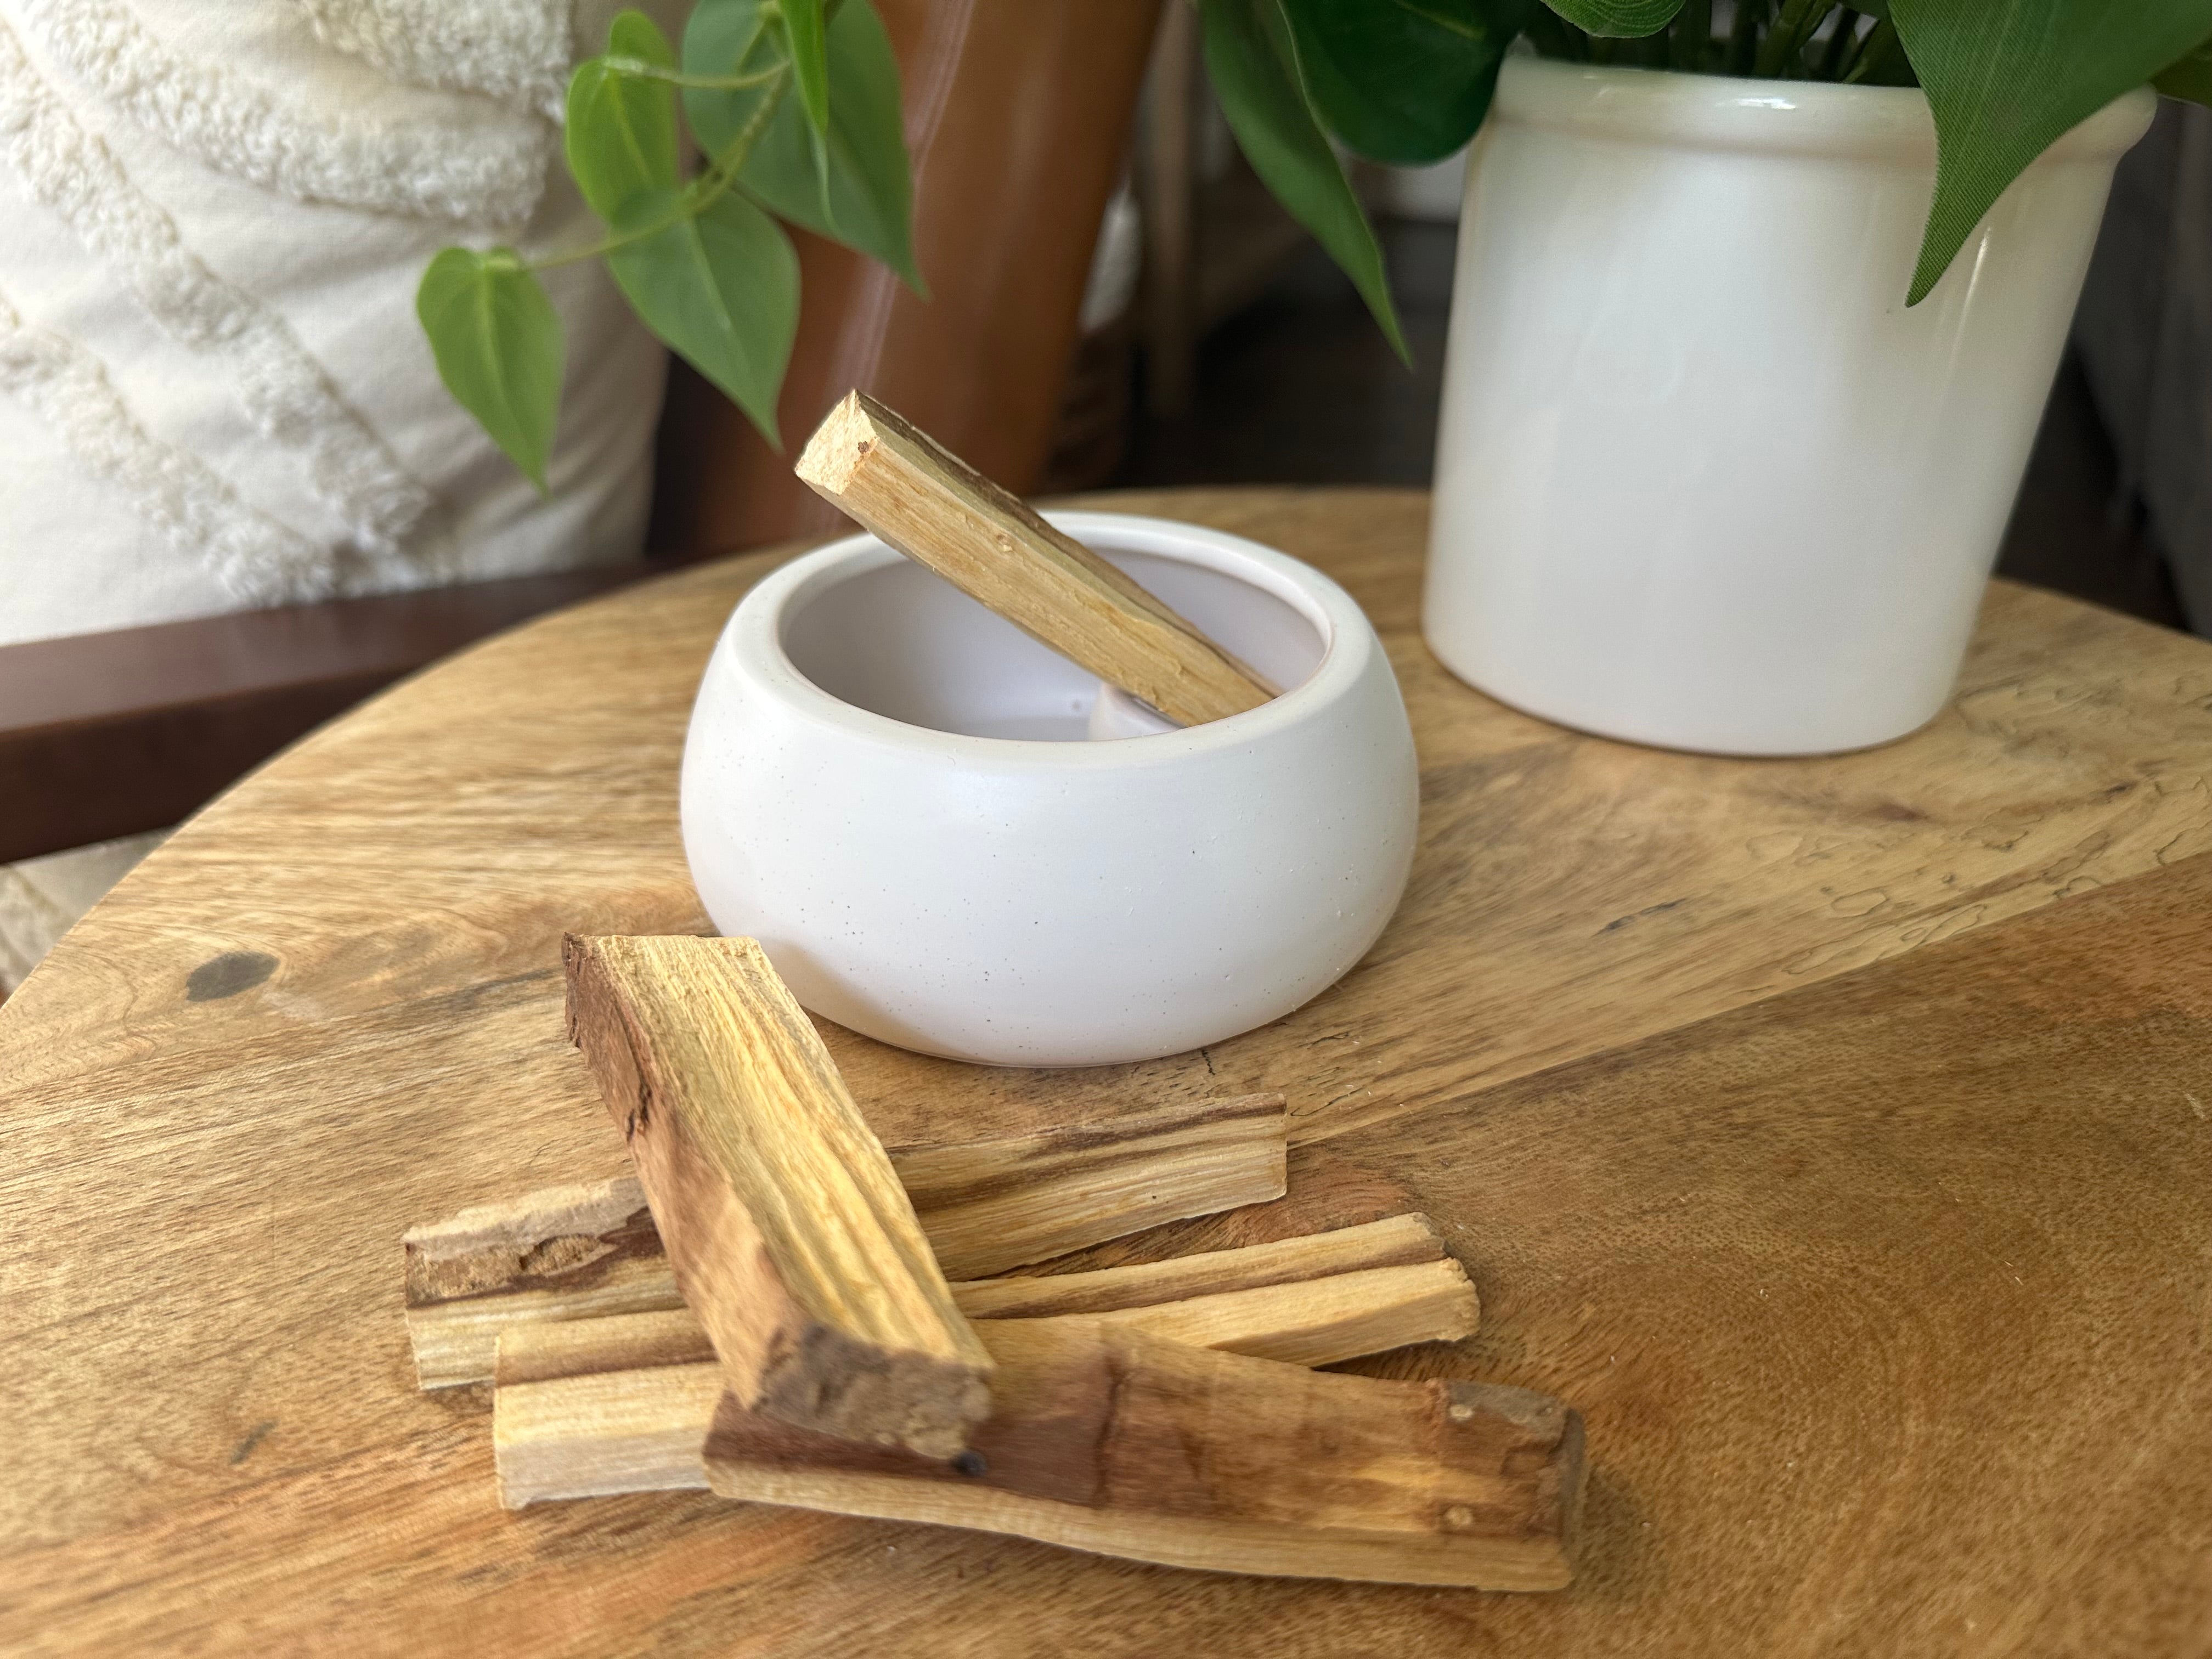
<box><xmin>607</xmin><ymin>188</ymin><xmax>799</xmax><ymax>445</ymax></box>
<box><xmin>566</xmin><ymin>10</ymin><xmax>680</xmax><ymax>221</ymax></box>
<box><xmin>1541</xmin><ymin>0</ymin><xmax>1686</xmax><ymax>41</ymax></box>
<box><xmin>783</xmin><ymin>0</ymin><xmax>831</xmax><ymax>133</ymax></box>
<box><xmin>1200</xmin><ymin>0</ymin><xmax>1408</xmax><ymax>362</ymax></box>
<box><xmin>685</xmin><ymin>0</ymin><xmax>922</xmax><ymax>290</ymax></box>
<box><xmin>2157</xmin><ymin>34</ymin><xmax>2212</xmax><ymax>105</ymax></box>
<box><xmin>415</xmin><ymin>247</ymin><xmax>563</xmax><ymax>490</ymax></box>
<box><xmin>1894</xmin><ymin>0</ymin><xmax>2207</xmax><ymax>303</ymax></box>
<box><xmin>1279</xmin><ymin>0</ymin><xmax>1532</xmax><ymax>165</ymax></box>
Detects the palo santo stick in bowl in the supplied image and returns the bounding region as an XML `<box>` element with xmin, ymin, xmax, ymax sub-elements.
<box><xmin>795</xmin><ymin>390</ymin><xmax>1274</xmax><ymax>727</ymax></box>
<box><xmin>565</xmin><ymin>933</ymin><xmax>992</xmax><ymax>1458</ymax></box>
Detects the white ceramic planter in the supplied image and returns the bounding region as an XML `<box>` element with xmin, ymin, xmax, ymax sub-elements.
<box><xmin>681</xmin><ymin>512</ymin><xmax>1418</xmax><ymax>1066</ymax></box>
<box><xmin>1426</xmin><ymin>59</ymin><xmax>2156</xmax><ymax>755</ymax></box>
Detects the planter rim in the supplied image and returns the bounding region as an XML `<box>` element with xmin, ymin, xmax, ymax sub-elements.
<box><xmin>1493</xmin><ymin>55</ymin><xmax>2155</xmax><ymax>162</ymax></box>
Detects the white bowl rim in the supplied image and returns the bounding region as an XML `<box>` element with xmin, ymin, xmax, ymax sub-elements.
<box><xmin>722</xmin><ymin>510</ymin><xmax>1370</xmax><ymax>770</ymax></box>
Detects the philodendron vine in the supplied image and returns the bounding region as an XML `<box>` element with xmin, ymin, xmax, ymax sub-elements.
<box><xmin>424</xmin><ymin>0</ymin><xmax>2212</xmax><ymax>487</ymax></box>
<box><xmin>417</xmin><ymin>0</ymin><xmax>917</xmax><ymax>489</ymax></box>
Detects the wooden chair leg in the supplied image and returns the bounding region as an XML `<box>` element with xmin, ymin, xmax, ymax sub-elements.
<box><xmin>1138</xmin><ymin>1</ymin><xmax>1199</xmax><ymax>421</ymax></box>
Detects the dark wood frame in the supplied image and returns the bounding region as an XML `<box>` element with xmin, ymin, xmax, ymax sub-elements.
<box><xmin>0</xmin><ymin>562</ymin><xmax>676</xmax><ymax>866</ymax></box>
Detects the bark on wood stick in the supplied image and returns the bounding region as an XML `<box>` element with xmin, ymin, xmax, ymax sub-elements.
<box><xmin>404</xmin><ymin>1093</ymin><xmax>1289</xmax><ymax>1390</ymax></box>
<box><xmin>490</xmin><ymin>1254</ymin><xmax>1482</xmax><ymax>1507</ymax></box>
<box><xmin>402</xmin><ymin>1176</ymin><xmax>681</xmax><ymax>1390</ymax></box>
<box><xmin>563</xmin><ymin>933</ymin><xmax>992</xmax><ymax>1458</ymax></box>
<box><xmin>795</xmin><ymin>391</ymin><xmax>1275</xmax><ymax>727</ymax></box>
<box><xmin>705</xmin><ymin>1321</ymin><xmax>1585</xmax><ymax>1590</ymax></box>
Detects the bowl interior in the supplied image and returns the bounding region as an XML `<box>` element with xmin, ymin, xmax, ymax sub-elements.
<box><xmin>779</xmin><ymin>545</ymin><xmax>1328</xmax><ymax>741</ymax></box>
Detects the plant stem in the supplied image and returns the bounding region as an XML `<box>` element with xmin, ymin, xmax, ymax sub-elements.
<box><xmin>1842</xmin><ymin>16</ymin><xmax>1898</xmax><ymax>83</ymax></box>
<box><xmin>1523</xmin><ymin>10</ymin><xmax>1591</xmax><ymax>60</ymax></box>
<box><xmin>1671</xmin><ymin>0</ymin><xmax>1713</xmax><ymax>71</ymax></box>
<box><xmin>684</xmin><ymin>72</ymin><xmax>792</xmax><ymax>217</ymax></box>
<box><xmin>529</xmin><ymin>69</ymin><xmax>792</xmax><ymax>270</ymax></box>
<box><xmin>602</xmin><ymin>55</ymin><xmax>782</xmax><ymax>90</ymax></box>
<box><xmin>1726</xmin><ymin>0</ymin><xmax>1767</xmax><ymax>76</ymax></box>
<box><xmin>1815</xmin><ymin>7</ymin><xmax>1859</xmax><ymax>80</ymax></box>
<box><xmin>1753</xmin><ymin>0</ymin><xmax>1826</xmax><ymax>77</ymax></box>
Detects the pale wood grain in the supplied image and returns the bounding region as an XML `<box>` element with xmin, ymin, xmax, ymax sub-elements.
<box><xmin>706</xmin><ymin>1321</ymin><xmax>1584</xmax><ymax>1590</ymax></box>
<box><xmin>495</xmin><ymin>1309</ymin><xmax>714</xmax><ymax>1387</ymax></box>
<box><xmin>490</xmin><ymin>1256</ymin><xmax>1481</xmax><ymax>1506</ymax></box>
<box><xmin>796</xmin><ymin>392</ymin><xmax>1273</xmax><ymax>725</ymax></box>
<box><xmin>425</xmin><ymin>1203</ymin><xmax>1442</xmax><ymax>1398</ymax></box>
<box><xmin>950</xmin><ymin>1210</ymin><xmax>1447</xmax><ymax>1318</ymax></box>
<box><xmin>565</xmin><ymin>934</ymin><xmax>992</xmax><ymax>1458</ymax></box>
<box><xmin>487</xmin><ymin>1256</ymin><xmax>1479</xmax><ymax>1384</ymax></box>
<box><xmin>884</xmin><ymin>1092</ymin><xmax>1288</xmax><ymax>1277</ymax></box>
<box><xmin>1069</xmin><ymin>1257</ymin><xmax>1478</xmax><ymax>1364</ymax></box>
<box><xmin>495</xmin><ymin>1361</ymin><xmax>725</xmax><ymax>1508</ymax></box>
<box><xmin>1</xmin><ymin>488</ymin><xmax>2208</xmax><ymax>1652</ymax></box>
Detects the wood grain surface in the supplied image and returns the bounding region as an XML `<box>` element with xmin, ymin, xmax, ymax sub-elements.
<box><xmin>1</xmin><ymin>488</ymin><xmax>2208</xmax><ymax>1654</ymax></box>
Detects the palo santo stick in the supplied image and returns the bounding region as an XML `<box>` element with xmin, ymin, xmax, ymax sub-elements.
<box><xmin>706</xmin><ymin>1321</ymin><xmax>1585</xmax><ymax>1590</ymax></box>
<box><xmin>891</xmin><ymin>1093</ymin><xmax>1287</xmax><ymax>1278</ymax></box>
<box><xmin>405</xmin><ymin>1095</ymin><xmax>1289</xmax><ymax>1390</ymax></box>
<box><xmin>491</xmin><ymin>1256</ymin><xmax>1482</xmax><ymax>1507</ymax></box>
<box><xmin>950</xmin><ymin>1211</ymin><xmax>1446</xmax><ymax>1319</ymax></box>
<box><xmin>495</xmin><ymin>1307</ymin><xmax>714</xmax><ymax>1387</ymax></box>
<box><xmin>493</xmin><ymin>1255</ymin><xmax>1479</xmax><ymax>1390</ymax></box>
<box><xmin>402</xmin><ymin>1176</ymin><xmax>681</xmax><ymax>1390</ymax></box>
<box><xmin>565</xmin><ymin>934</ymin><xmax>991</xmax><ymax>1458</ymax></box>
<box><xmin>1076</xmin><ymin>1260</ymin><xmax>1479</xmax><ymax>1367</ymax></box>
<box><xmin>795</xmin><ymin>391</ymin><xmax>1274</xmax><ymax>727</ymax></box>
<box><xmin>496</xmin><ymin>1362</ymin><xmax>723</xmax><ymax>1507</ymax></box>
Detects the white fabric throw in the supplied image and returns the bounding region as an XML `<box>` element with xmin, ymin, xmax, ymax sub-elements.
<box><xmin>0</xmin><ymin>0</ymin><xmax>675</xmax><ymax>645</ymax></box>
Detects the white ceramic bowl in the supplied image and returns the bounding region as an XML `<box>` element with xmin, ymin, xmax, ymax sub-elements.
<box><xmin>680</xmin><ymin>511</ymin><xmax>1418</xmax><ymax>1066</ymax></box>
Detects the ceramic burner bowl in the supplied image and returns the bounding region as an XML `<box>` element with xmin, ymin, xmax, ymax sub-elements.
<box><xmin>681</xmin><ymin>511</ymin><xmax>1418</xmax><ymax>1066</ymax></box>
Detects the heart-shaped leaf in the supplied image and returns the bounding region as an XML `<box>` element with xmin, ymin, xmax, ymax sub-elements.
<box><xmin>416</xmin><ymin>247</ymin><xmax>565</xmax><ymax>490</ymax></box>
<box><xmin>566</xmin><ymin>10</ymin><xmax>680</xmax><ymax>221</ymax></box>
<box><xmin>685</xmin><ymin>0</ymin><xmax>921</xmax><ymax>291</ymax></box>
<box><xmin>1200</xmin><ymin>0</ymin><xmax>1407</xmax><ymax>362</ymax></box>
<box><xmin>1540</xmin><ymin>0</ymin><xmax>1686</xmax><ymax>40</ymax></box>
<box><xmin>1280</xmin><ymin>0</ymin><xmax>1532</xmax><ymax>165</ymax></box>
<box><xmin>607</xmin><ymin>188</ymin><xmax>799</xmax><ymax>445</ymax></box>
<box><xmin>1893</xmin><ymin>0</ymin><xmax>2208</xmax><ymax>302</ymax></box>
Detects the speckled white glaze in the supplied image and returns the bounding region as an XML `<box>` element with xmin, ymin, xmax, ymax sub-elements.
<box><xmin>680</xmin><ymin>511</ymin><xmax>1419</xmax><ymax>1066</ymax></box>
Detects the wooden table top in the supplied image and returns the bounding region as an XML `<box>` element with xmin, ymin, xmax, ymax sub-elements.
<box><xmin>4</xmin><ymin>487</ymin><xmax>2209</xmax><ymax>1656</ymax></box>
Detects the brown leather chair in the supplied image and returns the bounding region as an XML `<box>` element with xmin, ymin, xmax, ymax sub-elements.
<box><xmin>0</xmin><ymin>0</ymin><xmax>1164</xmax><ymax>873</ymax></box>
